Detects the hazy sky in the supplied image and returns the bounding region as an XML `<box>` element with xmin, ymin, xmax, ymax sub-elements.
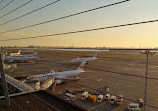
<box><xmin>1</xmin><ymin>0</ymin><xmax>158</xmax><ymax>48</ymax></box>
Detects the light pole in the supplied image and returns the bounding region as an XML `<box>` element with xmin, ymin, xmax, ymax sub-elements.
<box><xmin>0</xmin><ymin>47</ymin><xmax>11</xmax><ymax>106</ymax></box>
<box><xmin>141</xmin><ymin>49</ymin><xmax>156</xmax><ymax>111</ymax></box>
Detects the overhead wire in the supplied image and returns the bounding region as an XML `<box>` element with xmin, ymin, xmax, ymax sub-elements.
<box><xmin>1</xmin><ymin>0</ymin><xmax>157</xmax><ymax>109</ymax></box>
<box><xmin>0</xmin><ymin>0</ymin><xmax>62</xmax><ymax>27</ymax></box>
<box><xmin>0</xmin><ymin>0</ymin><xmax>15</xmax><ymax>12</ymax></box>
<box><xmin>1</xmin><ymin>60</ymin><xmax>60</xmax><ymax>110</ymax></box>
<box><xmin>0</xmin><ymin>0</ymin><xmax>4</xmax><ymax>4</ymax></box>
<box><xmin>1</xmin><ymin>19</ymin><xmax>158</xmax><ymax>41</ymax></box>
<box><xmin>29</xmin><ymin>92</ymin><xmax>61</xmax><ymax>111</ymax></box>
<box><xmin>1</xmin><ymin>0</ymin><xmax>157</xmax><ymax>110</ymax></box>
<box><xmin>0</xmin><ymin>0</ymin><xmax>34</xmax><ymax>19</ymax></box>
<box><xmin>0</xmin><ymin>0</ymin><xmax>131</xmax><ymax>34</ymax></box>
<box><xmin>0</xmin><ymin>98</ymin><xmax>12</xmax><ymax>111</ymax></box>
<box><xmin>8</xmin><ymin>89</ymin><xmax>38</xmax><ymax>111</ymax></box>
<box><xmin>3</xmin><ymin>64</ymin><xmax>61</xmax><ymax>110</ymax></box>
<box><xmin>2</xmin><ymin>81</ymin><xmax>60</xmax><ymax>111</ymax></box>
<box><xmin>1</xmin><ymin>75</ymin><xmax>60</xmax><ymax>111</ymax></box>
<box><xmin>0</xmin><ymin>89</ymin><xmax>23</xmax><ymax>111</ymax></box>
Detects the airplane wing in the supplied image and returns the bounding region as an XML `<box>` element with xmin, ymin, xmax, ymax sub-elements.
<box><xmin>55</xmin><ymin>77</ymin><xmax>81</xmax><ymax>80</ymax></box>
<box><xmin>55</xmin><ymin>77</ymin><xmax>88</xmax><ymax>80</ymax></box>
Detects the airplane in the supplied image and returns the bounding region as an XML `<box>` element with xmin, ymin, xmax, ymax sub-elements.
<box><xmin>70</xmin><ymin>52</ymin><xmax>98</xmax><ymax>64</ymax></box>
<box><xmin>11</xmin><ymin>51</ymin><xmax>37</xmax><ymax>57</ymax></box>
<box><xmin>141</xmin><ymin>50</ymin><xmax>158</xmax><ymax>55</ymax></box>
<box><xmin>82</xmin><ymin>50</ymin><xmax>109</xmax><ymax>57</ymax></box>
<box><xmin>23</xmin><ymin>61</ymin><xmax>86</xmax><ymax>84</ymax></box>
<box><xmin>21</xmin><ymin>51</ymin><xmax>34</xmax><ymax>53</ymax></box>
<box><xmin>82</xmin><ymin>53</ymin><xmax>97</xmax><ymax>57</ymax></box>
<box><xmin>4</xmin><ymin>52</ymin><xmax>38</xmax><ymax>62</ymax></box>
<box><xmin>10</xmin><ymin>50</ymin><xmax>21</xmax><ymax>56</ymax></box>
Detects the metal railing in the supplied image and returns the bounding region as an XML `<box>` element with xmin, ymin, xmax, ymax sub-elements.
<box><xmin>4</xmin><ymin>74</ymin><xmax>35</xmax><ymax>92</ymax></box>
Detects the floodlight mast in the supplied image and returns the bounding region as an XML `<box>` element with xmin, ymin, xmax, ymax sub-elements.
<box><xmin>141</xmin><ymin>49</ymin><xmax>156</xmax><ymax>111</ymax></box>
<box><xmin>0</xmin><ymin>47</ymin><xmax>11</xmax><ymax>106</ymax></box>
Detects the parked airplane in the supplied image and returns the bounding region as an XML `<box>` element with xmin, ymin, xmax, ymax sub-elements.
<box><xmin>21</xmin><ymin>51</ymin><xmax>34</xmax><ymax>53</ymax></box>
<box><xmin>141</xmin><ymin>50</ymin><xmax>157</xmax><ymax>55</ymax></box>
<box><xmin>70</xmin><ymin>52</ymin><xmax>98</xmax><ymax>64</ymax></box>
<box><xmin>24</xmin><ymin>61</ymin><xmax>86</xmax><ymax>84</ymax></box>
<box><xmin>82</xmin><ymin>50</ymin><xmax>109</xmax><ymax>57</ymax></box>
<box><xmin>4</xmin><ymin>52</ymin><xmax>38</xmax><ymax>62</ymax></box>
<box><xmin>10</xmin><ymin>50</ymin><xmax>37</xmax><ymax>57</ymax></box>
<box><xmin>10</xmin><ymin>50</ymin><xmax>21</xmax><ymax>56</ymax></box>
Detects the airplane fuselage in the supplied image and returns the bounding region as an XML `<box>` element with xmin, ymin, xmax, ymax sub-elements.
<box><xmin>70</xmin><ymin>57</ymin><xmax>97</xmax><ymax>63</ymax></box>
<box><xmin>5</xmin><ymin>56</ymin><xmax>38</xmax><ymax>62</ymax></box>
<box><xmin>26</xmin><ymin>69</ymin><xmax>83</xmax><ymax>82</ymax></box>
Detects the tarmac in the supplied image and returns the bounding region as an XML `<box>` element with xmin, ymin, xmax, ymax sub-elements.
<box><xmin>5</xmin><ymin>49</ymin><xmax>158</xmax><ymax>111</ymax></box>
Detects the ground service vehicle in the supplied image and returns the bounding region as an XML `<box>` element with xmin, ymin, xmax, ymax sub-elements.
<box><xmin>90</xmin><ymin>95</ymin><xmax>97</xmax><ymax>102</ymax></box>
<box><xmin>110</xmin><ymin>95</ymin><xmax>116</xmax><ymax>104</ymax></box>
<box><xmin>128</xmin><ymin>103</ymin><xmax>141</xmax><ymax>111</ymax></box>
<box><xmin>65</xmin><ymin>93</ymin><xmax>75</xmax><ymax>99</ymax></box>
<box><xmin>117</xmin><ymin>95</ymin><xmax>123</xmax><ymax>105</ymax></box>
<box><xmin>105</xmin><ymin>86</ymin><xmax>109</xmax><ymax>92</ymax></box>
<box><xmin>97</xmin><ymin>95</ymin><xmax>103</xmax><ymax>103</ymax></box>
<box><xmin>86</xmin><ymin>94</ymin><xmax>97</xmax><ymax>102</ymax></box>
<box><xmin>137</xmin><ymin>98</ymin><xmax>144</xmax><ymax>107</ymax></box>
<box><xmin>81</xmin><ymin>91</ymin><xmax>89</xmax><ymax>100</ymax></box>
<box><xmin>105</xmin><ymin>94</ymin><xmax>110</xmax><ymax>100</ymax></box>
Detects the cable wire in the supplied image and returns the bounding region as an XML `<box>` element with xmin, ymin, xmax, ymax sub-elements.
<box><xmin>0</xmin><ymin>0</ymin><xmax>62</xmax><ymax>27</ymax></box>
<box><xmin>1</xmin><ymin>77</ymin><xmax>60</xmax><ymax>111</ymax></box>
<box><xmin>0</xmin><ymin>0</ymin><xmax>131</xmax><ymax>34</ymax></box>
<box><xmin>0</xmin><ymin>89</ymin><xmax>23</xmax><ymax>111</ymax></box>
<box><xmin>0</xmin><ymin>0</ymin><xmax>4</xmax><ymax>4</ymax></box>
<box><xmin>0</xmin><ymin>0</ymin><xmax>15</xmax><ymax>12</ymax></box>
<box><xmin>7</xmin><ymin>88</ymin><xmax>38</xmax><ymax>111</ymax></box>
<box><xmin>1</xmin><ymin>19</ymin><xmax>158</xmax><ymax>41</ymax></box>
<box><xmin>0</xmin><ymin>0</ymin><xmax>34</xmax><ymax>19</ymax></box>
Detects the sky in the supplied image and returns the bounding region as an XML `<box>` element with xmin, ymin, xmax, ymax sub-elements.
<box><xmin>0</xmin><ymin>0</ymin><xmax>158</xmax><ymax>48</ymax></box>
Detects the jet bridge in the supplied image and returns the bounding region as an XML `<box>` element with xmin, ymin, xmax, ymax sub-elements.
<box><xmin>0</xmin><ymin>74</ymin><xmax>36</xmax><ymax>99</ymax></box>
<box><xmin>40</xmin><ymin>77</ymin><xmax>54</xmax><ymax>90</ymax></box>
<box><xmin>3</xmin><ymin>74</ymin><xmax>34</xmax><ymax>92</ymax></box>
<box><xmin>25</xmin><ymin>77</ymin><xmax>55</xmax><ymax>91</ymax></box>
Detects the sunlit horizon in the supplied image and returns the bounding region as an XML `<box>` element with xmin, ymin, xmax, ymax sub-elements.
<box><xmin>1</xmin><ymin>0</ymin><xmax>158</xmax><ymax>48</ymax></box>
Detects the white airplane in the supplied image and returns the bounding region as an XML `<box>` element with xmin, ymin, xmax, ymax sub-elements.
<box><xmin>24</xmin><ymin>61</ymin><xmax>86</xmax><ymax>84</ymax></box>
<box><xmin>4</xmin><ymin>52</ymin><xmax>38</xmax><ymax>62</ymax></box>
<box><xmin>141</xmin><ymin>50</ymin><xmax>158</xmax><ymax>55</ymax></box>
<box><xmin>21</xmin><ymin>51</ymin><xmax>34</xmax><ymax>53</ymax></box>
<box><xmin>70</xmin><ymin>52</ymin><xmax>98</xmax><ymax>64</ymax></box>
<box><xmin>10</xmin><ymin>50</ymin><xmax>21</xmax><ymax>56</ymax></box>
<box><xmin>83</xmin><ymin>50</ymin><xmax>109</xmax><ymax>57</ymax></box>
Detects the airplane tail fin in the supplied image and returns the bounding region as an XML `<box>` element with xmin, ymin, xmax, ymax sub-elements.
<box><xmin>50</xmin><ymin>70</ymin><xmax>55</xmax><ymax>73</ymax></box>
<box><xmin>33</xmin><ymin>52</ymin><xmax>38</xmax><ymax>56</ymax></box>
<box><xmin>93</xmin><ymin>52</ymin><xmax>98</xmax><ymax>57</ymax></box>
<box><xmin>77</xmin><ymin>61</ymin><xmax>86</xmax><ymax>71</ymax></box>
<box><xmin>18</xmin><ymin>50</ymin><xmax>21</xmax><ymax>54</ymax></box>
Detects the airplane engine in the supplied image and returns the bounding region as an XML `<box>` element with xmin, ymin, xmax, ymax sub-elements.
<box><xmin>55</xmin><ymin>80</ymin><xmax>62</xmax><ymax>84</ymax></box>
